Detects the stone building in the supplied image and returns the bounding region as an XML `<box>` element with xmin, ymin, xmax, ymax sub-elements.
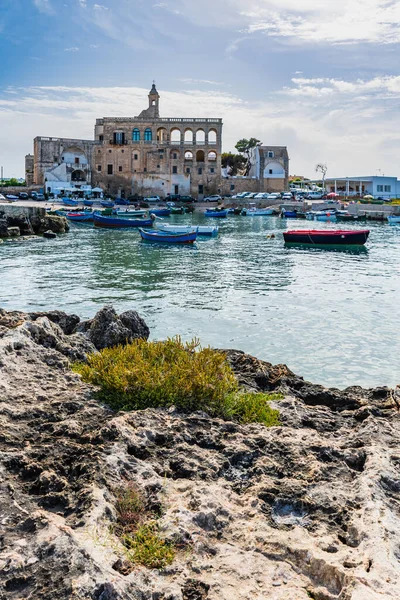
<box><xmin>31</xmin><ymin>85</ymin><xmax>223</xmax><ymax>199</ymax></box>
<box><xmin>29</xmin><ymin>85</ymin><xmax>289</xmax><ymax>198</ymax></box>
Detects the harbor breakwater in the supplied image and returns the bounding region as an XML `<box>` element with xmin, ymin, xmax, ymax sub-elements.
<box><xmin>0</xmin><ymin>305</ymin><xmax>399</xmax><ymax>600</ymax></box>
<box><xmin>0</xmin><ymin>205</ymin><xmax>68</xmax><ymax>238</ymax></box>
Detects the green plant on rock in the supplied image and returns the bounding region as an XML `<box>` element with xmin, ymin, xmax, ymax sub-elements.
<box><xmin>74</xmin><ymin>337</ymin><xmax>281</xmax><ymax>426</ymax></box>
<box><xmin>123</xmin><ymin>522</ymin><xmax>175</xmax><ymax>569</ymax></box>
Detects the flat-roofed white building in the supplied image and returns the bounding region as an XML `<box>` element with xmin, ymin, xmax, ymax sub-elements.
<box><xmin>325</xmin><ymin>176</ymin><xmax>400</xmax><ymax>199</ymax></box>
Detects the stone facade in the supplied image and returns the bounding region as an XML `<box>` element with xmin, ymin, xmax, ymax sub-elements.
<box><xmin>25</xmin><ymin>154</ymin><xmax>34</xmax><ymax>187</ymax></box>
<box><xmin>28</xmin><ymin>86</ymin><xmax>288</xmax><ymax>198</ymax></box>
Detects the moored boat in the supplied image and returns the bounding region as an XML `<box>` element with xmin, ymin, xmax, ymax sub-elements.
<box><xmin>62</xmin><ymin>198</ymin><xmax>79</xmax><ymax>207</ymax></box>
<box><xmin>283</xmin><ymin>229</ymin><xmax>370</xmax><ymax>246</ymax></box>
<box><xmin>100</xmin><ymin>199</ymin><xmax>114</xmax><ymax>208</ymax></box>
<box><xmin>83</xmin><ymin>199</ymin><xmax>94</xmax><ymax>207</ymax></box>
<box><xmin>388</xmin><ymin>215</ymin><xmax>400</xmax><ymax>224</ymax></box>
<box><xmin>139</xmin><ymin>228</ymin><xmax>197</xmax><ymax>244</ymax></box>
<box><xmin>242</xmin><ymin>204</ymin><xmax>274</xmax><ymax>216</ymax></box>
<box><xmin>204</xmin><ymin>209</ymin><xmax>228</xmax><ymax>218</ymax></box>
<box><xmin>114</xmin><ymin>209</ymin><xmax>148</xmax><ymax>217</ymax></box>
<box><xmin>156</xmin><ymin>224</ymin><xmax>218</xmax><ymax>237</ymax></box>
<box><xmin>149</xmin><ymin>208</ymin><xmax>171</xmax><ymax>217</ymax></box>
<box><xmin>93</xmin><ymin>213</ymin><xmax>153</xmax><ymax>228</ymax></box>
<box><xmin>65</xmin><ymin>212</ymin><xmax>93</xmax><ymax>222</ymax></box>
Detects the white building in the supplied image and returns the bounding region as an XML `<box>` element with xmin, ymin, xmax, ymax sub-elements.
<box><xmin>325</xmin><ymin>176</ymin><xmax>400</xmax><ymax>199</ymax></box>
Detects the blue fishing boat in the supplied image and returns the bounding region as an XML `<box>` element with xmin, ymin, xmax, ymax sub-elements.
<box><xmin>139</xmin><ymin>228</ymin><xmax>197</xmax><ymax>244</ymax></box>
<box><xmin>114</xmin><ymin>209</ymin><xmax>148</xmax><ymax>217</ymax></box>
<box><xmin>149</xmin><ymin>208</ymin><xmax>171</xmax><ymax>217</ymax></box>
<box><xmin>65</xmin><ymin>212</ymin><xmax>93</xmax><ymax>222</ymax></box>
<box><xmin>62</xmin><ymin>198</ymin><xmax>79</xmax><ymax>207</ymax></box>
<box><xmin>93</xmin><ymin>213</ymin><xmax>153</xmax><ymax>228</ymax></box>
<box><xmin>100</xmin><ymin>199</ymin><xmax>114</xmax><ymax>208</ymax></box>
<box><xmin>83</xmin><ymin>199</ymin><xmax>94</xmax><ymax>207</ymax></box>
<box><xmin>388</xmin><ymin>215</ymin><xmax>400</xmax><ymax>224</ymax></box>
<box><xmin>204</xmin><ymin>209</ymin><xmax>228</xmax><ymax>218</ymax></box>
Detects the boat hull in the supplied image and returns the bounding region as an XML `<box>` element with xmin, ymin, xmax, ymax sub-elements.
<box><xmin>149</xmin><ymin>209</ymin><xmax>171</xmax><ymax>217</ymax></box>
<box><xmin>284</xmin><ymin>229</ymin><xmax>370</xmax><ymax>246</ymax></box>
<box><xmin>114</xmin><ymin>210</ymin><xmax>148</xmax><ymax>217</ymax></box>
<box><xmin>93</xmin><ymin>213</ymin><xmax>153</xmax><ymax>228</ymax></box>
<box><xmin>66</xmin><ymin>212</ymin><xmax>93</xmax><ymax>222</ymax></box>
<box><xmin>156</xmin><ymin>225</ymin><xmax>218</xmax><ymax>237</ymax></box>
<box><xmin>388</xmin><ymin>216</ymin><xmax>400</xmax><ymax>224</ymax></box>
<box><xmin>139</xmin><ymin>228</ymin><xmax>197</xmax><ymax>243</ymax></box>
<box><xmin>242</xmin><ymin>209</ymin><xmax>274</xmax><ymax>216</ymax></box>
<box><xmin>205</xmin><ymin>210</ymin><xmax>228</xmax><ymax>218</ymax></box>
<box><xmin>62</xmin><ymin>199</ymin><xmax>79</xmax><ymax>207</ymax></box>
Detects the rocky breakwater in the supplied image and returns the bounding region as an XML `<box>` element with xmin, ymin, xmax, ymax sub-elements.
<box><xmin>0</xmin><ymin>205</ymin><xmax>68</xmax><ymax>238</ymax></box>
<box><xmin>0</xmin><ymin>306</ymin><xmax>399</xmax><ymax>600</ymax></box>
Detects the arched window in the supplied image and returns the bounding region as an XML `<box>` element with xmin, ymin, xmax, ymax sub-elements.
<box><xmin>185</xmin><ymin>151</ymin><xmax>193</xmax><ymax>160</ymax></box>
<box><xmin>184</xmin><ymin>129</ymin><xmax>193</xmax><ymax>144</ymax></box>
<box><xmin>208</xmin><ymin>151</ymin><xmax>217</xmax><ymax>161</ymax></box>
<box><xmin>196</xmin><ymin>150</ymin><xmax>205</xmax><ymax>162</ymax></box>
<box><xmin>132</xmin><ymin>128</ymin><xmax>140</xmax><ymax>142</ymax></box>
<box><xmin>268</xmin><ymin>151</ymin><xmax>274</xmax><ymax>158</ymax></box>
<box><xmin>144</xmin><ymin>128</ymin><xmax>152</xmax><ymax>142</ymax></box>
<box><xmin>157</xmin><ymin>127</ymin><xmax>167</xmax><ymax>142</ymax></box>
<box><xmin>196</xmin><ymin>129</ymin><xmax>205</xmax><ymax>145</ymax></box>
<box><xmin>208</xmin><ymin>129</ymin><xmax>217</xmax><ymax>145</ymax></box>
<box><xmin>171</xmin><ymin>128</ymin><xmax>181</xmax><ymax>145</ymax></box>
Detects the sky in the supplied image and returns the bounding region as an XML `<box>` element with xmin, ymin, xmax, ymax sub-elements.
<box><xmin>1</xmin><ymin>0</ymin><xmax>400</xmax><ymax>178</ymax></box>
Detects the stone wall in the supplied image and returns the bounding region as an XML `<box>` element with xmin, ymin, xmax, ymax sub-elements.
<box><xmin>219</xmin><ymin>176</ymin><xmax>287</xmax><ymax>195</ymax></box>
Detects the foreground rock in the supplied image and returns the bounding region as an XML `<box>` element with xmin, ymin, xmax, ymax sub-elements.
<box><xmin>0</xmin><ymin>206</ymin><xmax>69</xmax><ymax>237</ymax></box>
<box><xmin>0</xmin><ymin>308</ymin><xmax>399</xmax><ymax>600</ymax></box>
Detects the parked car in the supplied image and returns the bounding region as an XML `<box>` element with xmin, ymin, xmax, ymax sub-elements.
<box><xmin>254</xmin><ymin>193</ymin><xmax>269</xmax><ymax>200</ymax></box>
<box><xmin>243</xmin><ymin>192</ymin><xmax>257</xmax><ymax>199</ymax></box>
<box><xmin>144</xmin><ymin>195</ymin><xmax>161</xmax><ymax>203</ymax></box>
<box><xmin>306</xmin><ymin>192</ymin><xmax>324</xmax><ymax>200</ymax></box>
<box><xmin>204</xmin><ymin>194</ymin><xmax>222</xmax><ymax>202</ymax></box>
<box><xmin>267</xmin><ymin>193</ymin><xmax>281</xmax><ymax>200</ymax></box>
<box><xmin>35</xmin><ymin>193</ymin><xmax>45</xmax><ymax>201</ymax></box>
<box><xmin>232</xmin><ymin>192</ymin><xmax>249</xmax><ymax>199</ymax></box>
<box><xmin>115</xmin><ymin>197</ymin><xmax>129</xmax><ymax>205</ymax></box>
<box><xmin>6</xmin><ymin>194</ymin><xmax>19</xmax><ymax>202</ymax></box>
<box><xmin>167</xmin><ymin>194</ymin><xmax>181</xmax><ymax>201</ymax></box>
<box><xmin>19</xmin><ymin>192</ymin><xmax>29</xmax><ymax>200</ymax></box>
<box><xmin>179</xmin><ymin>195</ymin><xmax>196</xmax><ymax>203</ymax></box>
<box><xmin>30</xmin><ymin>191</ymin><xmax>38</xmax><ymax>199</ymax></box>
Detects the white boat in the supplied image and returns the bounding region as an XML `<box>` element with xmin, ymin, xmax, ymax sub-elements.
<box><xmin>114</xmin><ymin>209</ymin><xmax>148</xmax><ymax>217</ymax></box>
<box><xmin>388</xmin><ymin>215</ymin><xmax>400</xmax><ymax>224</ymax></box>
<box><xmin>156</xmin><ymin>224</ymin><xmax>218</xmax><ymax>237</ymax></box>
<box><xmin>241</xmin><ymin>203</ymin><xmax>275</xmax><ymax>216</ymax></box>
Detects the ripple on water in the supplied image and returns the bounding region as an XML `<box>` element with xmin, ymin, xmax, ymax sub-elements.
<box><xmin>0</xmin><ymin>217</ymin><xmax>399</xmax><ymax>388</ymax></box>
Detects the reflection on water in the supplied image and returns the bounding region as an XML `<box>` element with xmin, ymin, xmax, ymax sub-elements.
<box><xmin>0</xmin><ymin>215</ymin><xmax>399</xmax><ymax>389</ymax></box>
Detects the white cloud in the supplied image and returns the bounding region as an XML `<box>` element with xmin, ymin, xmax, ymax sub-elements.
<box><xmin>179</xmin><ymin>78</ymin><xmax>225</xmax><ymax>86</ymax></box>
<box><xmin>64</xmin><ymin>47</ymin><xmax>80</xmax><ymax>52</ymax></box>
<box><xmin>93</xmin><ymin>4</ymin><xmax>109</xmax><ymax>10</ymax></box>
<box><xmin>33</xmin><ymin>0</ymin><xmax>54</xmax><ymax>14</ymax></box>
<box><xmin>241</xmin><ymin>0</ymin><xmax>400</xmax><ymax>45</ymax></box>
<box><xmin>2</xmin><ymin>82</ymin><xmax>400</xmax><ymax>179</ymax></box>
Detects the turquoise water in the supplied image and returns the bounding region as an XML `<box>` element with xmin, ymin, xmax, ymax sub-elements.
<box><xmin>1</xmin><ymin>214</ymin><xmax>399</xmax><ymax>389</ymax></box>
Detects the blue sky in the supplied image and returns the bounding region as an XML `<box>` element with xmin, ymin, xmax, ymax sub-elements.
<box><xmin>1</xmin><ymin>0</ymin><xmax>400</xmax><ymax>178</ymax></box>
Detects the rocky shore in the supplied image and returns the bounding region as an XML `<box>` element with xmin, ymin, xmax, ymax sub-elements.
<box><xmin>0</xmin><ymin>306</ymin><xmax>399</xmax><ymax>600</ymax></box>
<box><xmin>0</xmin><ymin>206</ymin><xmax>68</xmax><ymax>238</ymax></box>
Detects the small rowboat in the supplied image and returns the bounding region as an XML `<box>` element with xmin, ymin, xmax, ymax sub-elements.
<box><xmin>83</xmin><ymin>199</ymin><xmax>94</xmax><ymax>207</ymax></box>
<box><xmin>62</xmin><ymin>198</ymin><xmax>79</xmax><ymax>207</ymax></box>
<box><xmin>139</xmin><ymin>228</ymin><xmax>197</xmax><ymax>244</ymax></box>
<box><xmin>205</xmin><ymin>209</ymin><xmax>228</xmax><ymax>218</ymax></box>
<box><xmin>156</xmin><ymin>224</ymin><xmax>218</xmax><ymax>237</ymax></box>
<box><xmin>388</xmin><ymin>215</ymin><xmax>400</xmax><ymax>224</ymax></box>
<box><xmin>65</xmin><ymin>212</ymin><xmax>93</xmax><ymax>222</ymax></box>
<box><xmin>242</xmin><ymin>207</ymin><xmax>275</xmax><ymax>216</ymax></box>
<box><xmin>284</xmin><ymin>229</ymin><xmax>370</xmax><ymax>246</ymax></box>
<box><xmin>149</xmin><ymin>208</ymin><xmax>171</xmax><ymax>217</ymax></box>
<box><xmin>93</xmin><ymin>213</ymin><xmax>153</xmax><ymax>228</ymax></box>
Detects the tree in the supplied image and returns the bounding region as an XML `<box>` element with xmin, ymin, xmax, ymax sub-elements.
<box><xmin>221</xmin><ymin>152</ymin><xmax>247</xmax><ymax>176</ymax></box>
<box><xmin>315</xmin><ymin>164</ymin><xmax>328</xmax><ymax>191</ymax></box>
<box><xmin>235</xmin><ymin>138</ymin><xmax>262</xmax><ymax>176</ymax></box>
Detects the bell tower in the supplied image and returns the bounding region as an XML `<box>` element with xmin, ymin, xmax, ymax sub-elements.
<box><xmin>148</xmin><ymin>82</ymin><xmax>160</xmax><ymax>117</ymax></box>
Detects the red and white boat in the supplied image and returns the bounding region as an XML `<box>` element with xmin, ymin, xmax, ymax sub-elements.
<box><xmin>283</xmin><ymin>229</ymin><xmax>370</xmax><ymax>246</ymax></box>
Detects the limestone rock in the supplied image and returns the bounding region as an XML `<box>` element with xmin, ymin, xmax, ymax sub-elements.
<box><xmin>82</xmin><ymin>305</ymin><xmax>150</xmax><ymax>350</ymax></box>
<box><xmin>0</xmin><ymin>307</ymin><xmax>399</xmax><ymax>600</ymax></box>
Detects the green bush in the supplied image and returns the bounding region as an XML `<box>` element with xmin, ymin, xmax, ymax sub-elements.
<box><xmin>123</xmin><ymin>522</ymin><xmax>175</xmax><ymax>569</ymax></box>
<box><xmin>74</xmin><ymin>337</ymin><xmax>281</xmax><ymax>426</ymax></box>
